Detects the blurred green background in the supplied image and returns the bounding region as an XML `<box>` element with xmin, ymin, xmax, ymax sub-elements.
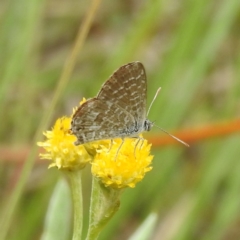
<box><xmin>1</xmin><ymin>0</ymin><xmax>240</xmax><ymax>239</ymax></box>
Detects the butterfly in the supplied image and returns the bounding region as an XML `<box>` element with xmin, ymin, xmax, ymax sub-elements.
<box><xmin>71</xmin><ymin>61</ymin><xmax>188</xmax><ymax>148</ymax></box>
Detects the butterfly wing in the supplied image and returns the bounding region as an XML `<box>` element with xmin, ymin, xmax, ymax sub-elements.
<box><xmin>71</xmin><ymin>98</ymin><xmax>136</xmax><ymax>145</ymax></box>
<box><xmin>97</xmin><ymin>62</ymin><xmax>147</xmax><ymax>126</ymax></box>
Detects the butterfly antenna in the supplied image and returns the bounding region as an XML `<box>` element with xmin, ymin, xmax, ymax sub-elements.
<box><xmin>154</xmin><ymin>124</ymin><xmax>189</xmax><ymax>147</ymax></box>
<box><xmin>147</xmin><ymin>87</ymin><xmax>161</xmax><ymax>117</ymax></box>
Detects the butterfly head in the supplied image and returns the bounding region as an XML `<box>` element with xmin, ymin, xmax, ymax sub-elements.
<box><xmin>144</xmin><ymin>119</ymin><xmax>154</xmax><ymax>132</ymax></box>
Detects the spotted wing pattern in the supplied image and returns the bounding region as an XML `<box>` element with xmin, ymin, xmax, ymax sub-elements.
<box><xmin>71</xmin><ymin>62</ymin><xmax>147</xmax><ymax>145</ymax></box>
<box><xmin>97</xmin><ymin>62</ymin><xmax>147</xmax><ymax>126</ymax></box>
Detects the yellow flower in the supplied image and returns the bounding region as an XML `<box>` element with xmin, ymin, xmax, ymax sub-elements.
<box><xmin>91</xmin><ymin>137</ymin><xmax>153</xmax><ymax>189</ymax></box>
<box><xmin>37</xmin><ymin>117</ymin><xmax>91</xmax><ymax>170</ymax></box>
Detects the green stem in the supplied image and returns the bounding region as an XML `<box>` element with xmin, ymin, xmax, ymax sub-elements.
<box><xmin>86</xmin><ymin>177</ymin><xmax>122</xmax><ymax>240</ymax></box>
<box><xmin>65</xmin><ymin>170</ymin><xmax>83</xmax><ymax>240</ymax></box>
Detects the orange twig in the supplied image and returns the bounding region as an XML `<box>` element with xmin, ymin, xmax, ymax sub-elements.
<box><xmin>149</xmin><ymin>119</ymin><xmax>240</xmax><ymax>147</ymax></box>
<box><xmin>1</xmin><ymin>119</ymin><xmax>240</xmax><ymax>162</ymax></box>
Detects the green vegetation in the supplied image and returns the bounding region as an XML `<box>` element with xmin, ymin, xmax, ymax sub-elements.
<box><xmin>1</xmin><ymin>0</ymin><xmax>240</xmax><ymax>239</ymax></box>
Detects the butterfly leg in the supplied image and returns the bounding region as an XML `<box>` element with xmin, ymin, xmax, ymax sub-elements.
<box><xmin>139</xmin><ymin>137</ymin><xmax>145</xmax><ymax>150</ymax></box>
<box><xmin>134</xmin><ymin>138</ymin><xmax>141</xmax><ymax>158</ymax></box>
<box><xmin>108</xmin><ymin>139</ymin><xmax>114</xmax><ymax>153</ymax></box>
<box><xmin>114</xmin><ymin>138</ymin><xmax>125</xmax><ymax>161</ymax></box>
<box><xmin>133</xmin><ymin>137</ymin><xmax>145</xmax><ymax>158</ymax></box>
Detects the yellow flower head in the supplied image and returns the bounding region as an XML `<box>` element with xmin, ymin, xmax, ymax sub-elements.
<box><xmin>91</xmin><ymin>137</ymin><xmax>153</xmax><ymax>189</ymax></box>
<box><xmin>37</xmin><ymin>117</ymin><xmax>91</xmax><ymax>170</ymax></box>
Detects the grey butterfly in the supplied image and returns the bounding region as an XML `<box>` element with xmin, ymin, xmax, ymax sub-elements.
<box><xmin>71</xmin><ymin>62</ymin><xmax>153</xmax><ymax>145</ymax></box>
<box><xmin>71</xmin><ymin>61</ymin><xmax>188</xmax><ymax>148</ymax></box>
